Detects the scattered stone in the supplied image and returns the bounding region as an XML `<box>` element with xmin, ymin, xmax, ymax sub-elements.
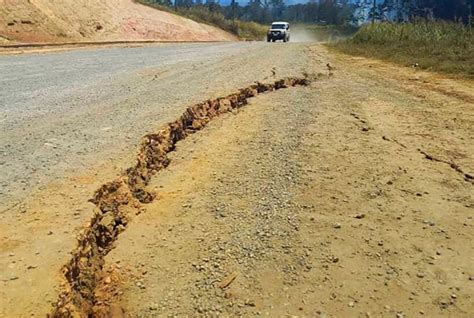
<box><xmin>355</xmin><ymin>213</ymin><xmax>366</xmax><ymax>219</ymax></box>
<box><xmin>416</xmin><ymin>272</ymin><xmax>425</xmax><ymax>278</ymax></box>
<box><xmin>439</xmin><ymin>299</ymin><xmax>449</xmax><ymax>309</ymax></box>
<box><xmin>422</xmin><ymin>220</ymin><xmax>435</xmax><ymax>226</ymax></box>
<box><xmin>333</xmin><ymin>223</ymin><xmax>341</xmax><ymax>229</ymax></box>
<box><xmin>217</xmin><ymin>271</ymin><xmax>238</xmax><ymax>289</ymax></box>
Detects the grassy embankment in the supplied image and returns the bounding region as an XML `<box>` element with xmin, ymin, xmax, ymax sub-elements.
<box><xmin>335</xmin><ymin>22</ymin><xmax>474</xmax><ymax>78</ymax></box>
<box><xmin>136</xmin><ymin>0</ymin><xmax>267</xmax><ymax>40</ymax></box>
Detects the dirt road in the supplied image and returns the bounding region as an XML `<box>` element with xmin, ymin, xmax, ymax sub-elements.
<box><xmin>0</xmin><ymin>43</ymin><xmax>473</xmax><ymax>317</ymax></box>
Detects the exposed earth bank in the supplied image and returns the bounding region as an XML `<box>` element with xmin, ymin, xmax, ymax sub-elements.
<box><xmin>0</xmin><ymin>0</ymin><xmax>235</xmax><ymax>44</ymax></box>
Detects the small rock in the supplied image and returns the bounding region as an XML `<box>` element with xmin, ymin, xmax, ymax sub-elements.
<box><xmin>416</xmin><ymin>272</ymin><xmax>425</xmax><ymax>278</ymax></box>
<box><xmin>439</xmin><ymin>299</ymin><xmax>449</xmax><ymax>308</ymax></box>
<box><xmin>333</xmin><ymin>223</ymin><xmax>341</xmax><ymax>229</ymax></box>
<box><xmin>355</xmin><ymin>213</ymin><xmax>366</xmax><ymax>219</ymax></box>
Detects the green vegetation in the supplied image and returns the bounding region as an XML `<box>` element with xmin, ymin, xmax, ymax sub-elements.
<box><xmin>137</xmin><ymin>0</ymin><xmax>267</xmax><ymax>40</ymax></box>
<box><xmin>335</xmin><ymin>22</ymin><xmax>474</xmax><ymax>78</ymax></box>
<box><xmin>176</xmin><ymin>6</ymin><xmax>267</xmax><ymax>40</ymax></box>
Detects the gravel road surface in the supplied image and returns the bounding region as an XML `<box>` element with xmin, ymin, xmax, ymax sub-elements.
<box><xmin>0</xmin><ymin>42</ymin><xmax>309</xmax><ymax>316</ymax></box>
<box><xmin>0</xmin><ymin>42</ymin><xmax>473</xmax><ymax>317</ymax></box>
<box><xmin>0</xmin><ymin>42</ymin><xmax>306</xmax><ymax>208</ymax></box>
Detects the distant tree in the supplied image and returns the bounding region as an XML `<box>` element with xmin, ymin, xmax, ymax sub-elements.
<box><xmin>245</xmin><ymin>0</ymin><xmax>264</xmax><ymax>22</ymax></box>
<box><xmin>270</xmin><ymin>0</ymin><xmax>285</xmax><ymax>21</ymax></box>
<box><xmin>205</xmin><ymin>0</ymin><xmax>222</xmax><ymax>12</ymax></box>
<box><xmin>230</xmin><ymin>0</ymin><xmax>239</xmax><ymax>20</ymax></box>
<box><xmin>407</xmin><ymin>0</ymin><xmax>472</xmax><ymax>22</ymax></box>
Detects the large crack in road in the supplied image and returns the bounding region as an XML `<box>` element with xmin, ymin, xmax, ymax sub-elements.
<box><xmin>50</xmin><ymin>77</ymin><xmax>310</xmax><ymax>317</ymax></box>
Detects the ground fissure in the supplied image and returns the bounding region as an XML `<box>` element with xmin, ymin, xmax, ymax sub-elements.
<box><xmin>49</xmin><ymin>77</ymin><xmax>310</xmax><ymax>317</ymax></box>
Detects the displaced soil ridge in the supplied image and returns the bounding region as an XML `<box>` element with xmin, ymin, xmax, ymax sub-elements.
<box><xmin>49</xmin><ymin>77</ymin><xmax>310</xmax><ymax>317</ymax></box>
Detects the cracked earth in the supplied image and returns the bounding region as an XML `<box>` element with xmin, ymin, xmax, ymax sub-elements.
<box><xmin>0</xmin><ymin>43</ymin><xmax>473</xmax><ymax>317</ymax></box>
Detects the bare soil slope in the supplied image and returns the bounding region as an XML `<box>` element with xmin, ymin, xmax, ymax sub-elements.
<box><xmin>0</xmin><ymin>0</ymin><xmax>235</xmax><ymax>43</ymax></box>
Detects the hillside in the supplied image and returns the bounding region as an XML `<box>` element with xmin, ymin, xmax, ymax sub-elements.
<box><xmin>0</xmin><ymin>0</ymin><xmax>236</xmax><ymax>44</ymax></box>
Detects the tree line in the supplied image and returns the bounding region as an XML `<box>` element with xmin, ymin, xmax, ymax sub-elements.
<box><xmin>143</xmin><ymin>0</ymin><xmax>473</xmax><ymax>25</ymax></box>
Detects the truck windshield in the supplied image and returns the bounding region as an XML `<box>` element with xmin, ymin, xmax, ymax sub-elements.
<box><xmin>271</xmin><ymin>24</ymin><xmax>286</xmax><ymax>29</ymax></box>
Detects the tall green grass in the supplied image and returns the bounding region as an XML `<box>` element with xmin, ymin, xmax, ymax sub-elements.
<box><xmin>335</xmin><ymin>22</ymin><xmax>474</xmax><ymax>78</ymax></box>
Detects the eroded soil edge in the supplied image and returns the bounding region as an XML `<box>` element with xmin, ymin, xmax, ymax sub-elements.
<box><xmin>49</xmin><ymin>77</ymin><xmax>310</xmax><ymax>317</ymax></box>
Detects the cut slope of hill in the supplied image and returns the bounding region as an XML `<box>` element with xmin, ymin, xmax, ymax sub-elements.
<box><xmin>0</xmin><ymin>0</ymin><xmax>236</xmax><ymax>44</ymax></box>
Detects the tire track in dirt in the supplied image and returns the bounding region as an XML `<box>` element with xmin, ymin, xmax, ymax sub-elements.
<box><xmin>49</xmin><ymin>77</ymin><xmax>310</xmax><ymax>317</ymax></box>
